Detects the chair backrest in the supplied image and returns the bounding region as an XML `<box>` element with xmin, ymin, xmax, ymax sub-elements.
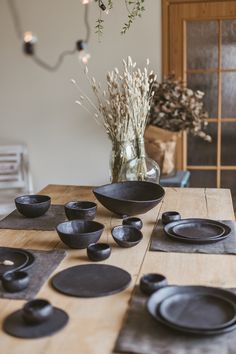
<box><xmin>0</xmin><ymin>145</ymin><xmax>33</xmax><ymax>193</ymax></box>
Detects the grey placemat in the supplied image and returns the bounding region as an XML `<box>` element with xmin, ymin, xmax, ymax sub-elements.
<box><xmin>114</xmin><ymin>286</ymin><xmax>236</xmax><ymax>354</ymax></box>
<box><xmin>0</xmin><ymin>247</ymin><xmax>66</xmax><ymax>300</ymax></box>
<box><xmin>0</xmin><ymin>205</ymin><xmax>66</xmax><ymax>231</ymax></box>
<box><xmin>150</xmin><ymin>220</ymin><xmax>236</xmax><ymax>255</ymax></box>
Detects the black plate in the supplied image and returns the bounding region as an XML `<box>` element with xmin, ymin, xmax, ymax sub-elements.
<box><xmin>0</xmin><ymin>247</ymin><xmax>35</xmax><ymax>274</ymax></box>
<box><xmin>147</xmin><ymin>286</ymin><xmax>236</xmax><ymax>335</ymax></box>
<box><xmin>52</xmin><ymin>264</ymin><xmax>131</xmax><ymax>298</ymax></box>
<box><xmin>0</xmin><ymin>249</ymin><xmax>29</xmax><ymax>276</ymax></box>
<box><xmin>159</xmin><ymin>293</ymin><xmax>236</xmax><ymax>330</ymax></box>
<box><xmin>3</xmin><ymin>307</ymin><xmax>68</xmax><ymax>338</ymax></box>
<box><xmin>164</xmin><ymin>219</ymin><xmax>231</xmax><ymax>244</ymax></box>
<box><xmin>172</xmin><ymin>221</ymin><xmax>225</xmax><ymax>239</ymax></box>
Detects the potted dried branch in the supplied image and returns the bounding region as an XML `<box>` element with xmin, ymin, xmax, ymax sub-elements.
<box><xmin>72</xmin><ymin>57</ymin><xmax>160</xmax><ymax>183</ymax></box>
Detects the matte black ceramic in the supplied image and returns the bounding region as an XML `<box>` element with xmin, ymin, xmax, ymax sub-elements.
<box><xmin>140</xmin><ymin>273</ymin><xmax>168</xmax><ymax>295</ymax></box>
<box><xmin>122</xmin><ymin>217</ymin><xmax>143</xmax><ymax>230</ymax></box>
<box><xmin>52</xmin><ymin>264</ymin><xmax>131</xmax><ymax>298</ymax></box>
<box><xmin>0</xmin><ymin>248</ymin><xmax>29</xmax><ymax>277</ymax></box>
<box><xmin>147</xmin><ymin>285</ymin><xmax>236</xmax><ymax>335</ymax></box>
<box><xmin>2</xmin><ymin>271</ymin><xmax>30</xmax><ymax>293</ymax></box>
<box><xmin>56</xmin><ymin>220</ymin><xmax>104</xmax><ymax>249</ymax></box>
<box><xmin>93</xmin><ymin>181</ymin><xmax>165</xmax><ymax>217</ymax></box>
<box><xmin>159</xmin><ymin>293</ymin><xmax>236</xmax><ymax>331</ymax></box>
<box><xmin>3</xmin><ymin>307</ymin><xmax>68</xmax><ymax>338</ymax></box>
<box><xmin>172</xmin><ymin>222</ymin><xmax>225</xmax><ymax>239</ymax></box>
<box><xmin>111</xmin><ymin>225</ymin><xmax>143</xmax><ymax>248</ymax></box>
<box><xmin>162</xmin><ymin>211</ymin><xmax>181</xmax><ymax>225</ymax></box>
<box><xmin>15</xmin><ymin>195</ymin><xmax>51</xmax><ymax>218</ymax></box>
<box><xmin>164</xmin><ymin>219</ymin><xmax>231</xmax><ymax>244</ymax></box>
<box><xmin>64</xmin><ymin>201</ymin><xmax>97</xmax><ymax>221</ymax></box>
<box><xmin>87</xmin><ymin>243</ymin><xmax>111</xmax><ymax>262</ymax></box>
<box><xmin>23</xmin><ymin>299</ymin><xmax>53</xmax><ymax>324</ymax></box>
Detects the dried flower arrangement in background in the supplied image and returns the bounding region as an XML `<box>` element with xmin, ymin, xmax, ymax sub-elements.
<box><xmin>72</xmin><ymin>56</ymin><xmax>156</xmax><ymax>182</ymax></box>
<box><xmin>148</xmin><ymin>75</ymin><xmax>211</xmax><ymax>142</ymax></box>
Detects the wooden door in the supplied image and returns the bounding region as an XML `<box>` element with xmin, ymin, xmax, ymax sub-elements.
<box><xmin>163</xmin><ymin>0</ymin><xmax>236</xmax><ymax>207</ymax></box>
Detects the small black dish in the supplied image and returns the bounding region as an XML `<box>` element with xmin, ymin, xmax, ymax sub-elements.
<box><xmin>23</xmin><ymin>299</ymin><xmax>53</xmax><ymax>324</ymax></box>
<box><xmin>2</xmin><ymin>271</ymin><xmax>30</xmax><ymax>293</ymax></box>
<box><xmin>87</xmin><ymin>243</ymin><xmax>111</xmax><ymax>262</ymax></box>
<box><xmin>140</xmin><ymin>273</ymin><xmax>168</xmax><ymax>295</ymax></box>
<box><xmin>56</xmin><ymin>220</ymin><xmax>104</xmax><ymax>249</ymax></box>
<box><xmin>122</xmin><ymin>217</ymin><xmax>143</xmax><ymax>230</ymax></box>
<box><xmin>15</xmin><ymin>195</ymin><xmax>51</xmax><ymax>218</ymax></box>
<box><xmin>162</xmin><ymin>211</ymin><xmax>181</xmax><ymax>225</ymax></box>
<box><xmin>111</xmin><ymin>225</ymin><xmax>143</xmax><ymax>248</ymax></box>
<box><xmin>64</xmin><ymin>201</ymin><xmax>97</xmax><ymax>221</ymax></box>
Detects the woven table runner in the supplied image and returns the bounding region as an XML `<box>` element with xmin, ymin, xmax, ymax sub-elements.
<box><xmin>0</xmin><ymin>247</ymin><xmax>66</xmax><ymax>300</ymax></box>
<box><xmin>114</xmin><ymin>286</ymin><xmax>236</xmax><ymax>354</ymax></box>
<box><xmin>150</xmin><ymin>220</ymin><xmax>236</xmax><ymax>255</ymax></box>
<box><xmin>0</xmin><ymin>205</ymin><xmax>66</xmax><ymax>231</ymax></box>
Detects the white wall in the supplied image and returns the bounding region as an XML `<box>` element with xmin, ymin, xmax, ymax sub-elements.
<box><xmin>0</xmin><ymin>0</ymin><xmax>161</xmax><ymax>192</ymax></box>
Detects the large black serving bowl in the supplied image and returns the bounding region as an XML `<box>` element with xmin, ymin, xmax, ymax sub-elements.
<box><xmin>93</xmin><ymin>181</ymin><xmax>165</xmax><ymax>217</ymax></box>
<box><xmin>56</xmin><ymin>220</ymin><xmax>104</xmax><ymax>249</ymax></box>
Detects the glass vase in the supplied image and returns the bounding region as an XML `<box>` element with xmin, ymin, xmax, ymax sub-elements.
<box><xmin>110</xmin><ymin>139</ymin><xmax>137</xmax><ymax>183</ymax></box>
<box><xmin>121</xmin><ymin>137</ymin><xmax>160</xmax><ymax>183</ymax></box>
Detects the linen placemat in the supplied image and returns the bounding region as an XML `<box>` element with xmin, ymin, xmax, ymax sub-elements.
<box><xmin>0</xmin><ymin>205</ymin><xmax>66</xmax><ymax>231</ymax></box>
<box><xmin>114</xmin><ymin>286</ymin><xmax>236</xmax><ymax>354</ymax></box>
<box><xmin>150</xmin><ymin>220</ymin><xmax>236</xmax><ymax>255</ymax></box>
<box><xmin>0</xmin><ymin>247</ymin><xmax>66</xmax><ymax>300</ymax></box>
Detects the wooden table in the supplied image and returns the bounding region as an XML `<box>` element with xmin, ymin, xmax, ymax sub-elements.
<box><xmin>0</xmin><ymin>185</ymin><xmax>235</xmax><ymax>354</ymax></box>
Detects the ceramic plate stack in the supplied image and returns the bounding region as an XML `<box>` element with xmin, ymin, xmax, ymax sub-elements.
<box><xmin>147</xmin><ymin>286</ymin><xmax>236</xmax><ymax>335</ymax></box>
<box><xmin>164</xmin><ymin>218</ymin><xmax>231</xmax><ymax>243</ymax></box>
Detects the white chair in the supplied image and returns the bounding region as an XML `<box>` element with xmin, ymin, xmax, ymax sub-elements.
<box><xmin>0</xmin><ymin>145</ymin><xmax>33</xmax><ymax>219</ymax></box>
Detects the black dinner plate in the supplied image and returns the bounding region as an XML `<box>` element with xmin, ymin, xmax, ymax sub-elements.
<box><xmin>52</xmin><ymin>264</ymin><xmax>131</xmax><ymax>298</ymax></box>
<box><xmin>0</xmin><ymin>248</ymin><xmax>29</xmax><ymax>276</ymax></box>
<box><xmin>164</xmin><ymin>219</ymin><xmax>231</xmax><ymax>244</ymax></box>
<box><xmin>147</xmin><ymin>286</ymin><xmax>236</xmax><ymax>335</ymax></box>
<box><xmin>159</xmin><ymin>293</ymin><xmax>236</xmax><ymax>331</ymax></box>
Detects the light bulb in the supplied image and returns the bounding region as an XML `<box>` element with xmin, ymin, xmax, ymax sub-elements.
<box><xmin>23</xmin><ymin>31</ymin><xmax>37</xmax><ymax>55</ymax></box>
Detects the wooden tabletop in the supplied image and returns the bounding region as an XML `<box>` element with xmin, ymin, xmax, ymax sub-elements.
<box><xmin>0</xmin><ymin>185</ymin><xmax>235</xmax><ymax>354</ymax></box>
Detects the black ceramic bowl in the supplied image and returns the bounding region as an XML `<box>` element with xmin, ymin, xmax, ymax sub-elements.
<box><xmin>56</xmin><ymin>220</ymin><xmax>104</xmax><ymax>249</ymax></box>
<box><xmin>93</xmin><ymin>181</ymin><xmax>165</xmax><ymax>217</ymax></box>
<box><xmin>87</xmin><ymin>243</ymin><xmax>111</xmax><ymax>262</ymax></box>
<box><xmin>15</xmin><ymin>195</ymin><xmax>51</xmax><ymax>218</ymax></box>
<box><xmin>2</xmin><ymin>271</ymin><xmax>29</xmax><ymax>293</ymax></box>
<box><xmin>22</xmin><ymin>299</ymin><xmax>53</xmax><ymax>324</ymax></box>
<box><xmin>140</xmin><ymin>273</ymin><xmax>168</xmax><ymax>295</ymax></box>
<box><xmin>162</xmin><ymin>211</ymin><xmax>181</xmax><ymax>225</ymax></box>
<box><xmin>122</xmin><ymin>217</ymin><xmax>143</xmax><ymax>230</ymax></box>
<box><xmin>111</xmin><ymin>225</ymin><xmax>143</xmax><ymax>248</ymax></box>
<box><xmin>65</xmin><ymin>201</ymin><xmax>97</xmax><ymax>221</ymax></box>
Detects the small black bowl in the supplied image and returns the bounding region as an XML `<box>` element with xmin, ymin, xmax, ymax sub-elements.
<box><xmin>111</xmin><ymin>225</ymin><xmax>143</xmax><ymax>248</ymax></box>
<box><xmin>87</xmin><ymin>243</ymin><xmax>111</xmax><ymax>262</ymax></box>
<box><xmin>22</xmin><ymin>299</ymin><xmax>53</xmax><ymax>324</ymax></box>
<box><xmin>15</xmin><ymin>195</ymin><xmax>51</xmax><ymax>218</ymax></box>
<box><xmin>140</xmin><ymin>273</ymin><xmax>168</xmax><ymax>295</ymax></box>
<box><xmin>162</xmin><ymin>211</ymin><xmax>181</xmax><ymax>225</ymax></box>
<box><xmin>122</xmin><ymin>217</ymin><xmax>143</xmax><ymax>230</ymax></box>
<box><xmin>2</xmin><ymin>271</ymin><xmax>29</xmax><ymax>293</ymax></box>
<box><xmin>65</xmin><ymin>201</ymin><xmax>97</xmax><ymax>221</ymax></box>
<box><xmin>56</xmin><ymin>220</ymin><xmax>104</xmax><ymax>249</ymax></box>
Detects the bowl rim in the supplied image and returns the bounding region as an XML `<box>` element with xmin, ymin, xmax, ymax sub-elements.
<box><xmin>15</xmin><ymin>194</ymin><xmax>51</xmax><ymax>205</ymax></box>
<box><xmin>111</xmin><ymin>225</ymin><xmax>143</xmax><ymax>243</ymax></box>
<box><xmin>64</xmin><ymin>200</ymin><xmax>97</xmax><ymax>210</ymax></box>
<box><xmin>87</xmin><ymin>243</ymin><xmax>111</xmax><ymax>252</ymax></box>
<box><xmin>56</xmin><ymin>220</ymin><xmax>104</xmax><ymax>236</ymax></box>
<box><xmin>93</xmin><ymin>181</ymin><xmax>165</xmax><ymax>204</ymax></box>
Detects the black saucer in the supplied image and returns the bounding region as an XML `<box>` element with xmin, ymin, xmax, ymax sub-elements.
<box><xmin>3</xmin><ymin>307</ymin><xmax>68</xmax><ymax>338</ymax></box>
<box><xmin>52</xmin><ymin>264</ymin><xmax>131</xmax><ymax>298</ymax></box>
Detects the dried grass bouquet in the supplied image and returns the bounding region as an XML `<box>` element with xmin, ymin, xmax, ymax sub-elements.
<box><xmin>148</xmin><ymin>75</ymin><xmax>211</xmax><ymax>142</ymax></box>
<box><xmin>72</xmin><ymin>56</ymin><xmax>155</xmax><ymax>182</ymax></box>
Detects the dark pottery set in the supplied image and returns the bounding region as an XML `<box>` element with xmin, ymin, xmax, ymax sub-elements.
<box><xmin>147</xmin><ymin>285</ymin><xmax>236</xmax><ymax>335</ymax></box>
<box><xmin>87</xmin><ymin>243</ymin><xmax>111</xmax><ymax>262</ymax></box>
<box><xmin>15</xmin><ymin>195</ymin><xmax>51</xmax><ymax>218</ymax></box>
<box><xmin>112</xmin><ymin>225</ymin><xmax>143</xmax><ymax>248</ymax></box>
<box><xmin>140</xmin><ymin>273</ymin><xmax>168</xmax><ymax>295</ymax></box>
<box><xmin>162</xmin><ymin>212</ymin><xmax>232</xmax><ymax>244</ymax></box>
<box><xmin>3</xmin><ymin>299</ymin><xmax>69</xmax><ymax>338</ymax></box>
<box><xmin>64</xmin><ymin>201</ymin><xmax>97</xmax><ymax>221</ymax></box>
<box><xmin>2</xmin><ymin>271</ymin><xmax>29</xmax><ymax>293</ymax></box>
